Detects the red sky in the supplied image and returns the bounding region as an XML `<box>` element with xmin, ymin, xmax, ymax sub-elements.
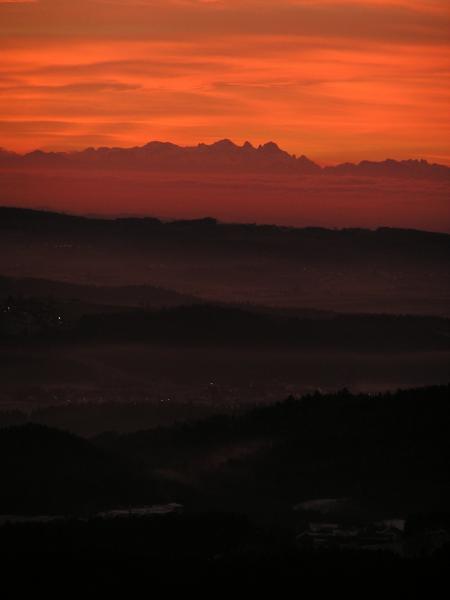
<box><xmin>0</xmin><ymin>0</ymin><xmax>449</xmax><ymax>164</ymax></box>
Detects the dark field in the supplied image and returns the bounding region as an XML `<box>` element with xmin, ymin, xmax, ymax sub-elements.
<box><xmin>1</xmin><ymin>342</ymin><xmax>448</xmax><ymax>406</ymax></box>
<box><xmin>1</xmin><ymin>207</ymin><xmax>449</xmax><ymax>315</ymax></box>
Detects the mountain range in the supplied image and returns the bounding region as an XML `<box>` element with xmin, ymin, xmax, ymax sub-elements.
<box><xmin>1</xmin><ymin>140</ymin><xmax>449</xmax><ymax>179</ymax></box>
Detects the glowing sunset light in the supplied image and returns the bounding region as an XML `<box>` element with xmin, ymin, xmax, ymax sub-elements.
<box><xmin>0</xmin><ymin>0</ymin><xmax>448</xmax><ymax>164</ymax></box>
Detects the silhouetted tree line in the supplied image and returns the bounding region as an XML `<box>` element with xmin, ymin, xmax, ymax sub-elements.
<box><xmin>0</xmin><ymin>400</ymin><xmax>224</xmax><ymax>437</ymax></box>
<box><xmin>99</xmin><ymin>385</ymin><xmax>450</xmax><ymax>517</ymax></box>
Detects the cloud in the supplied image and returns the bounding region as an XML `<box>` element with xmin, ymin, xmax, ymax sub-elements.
<box><xmin>0</xmin><ymin>0</ymin><xmax>448</xmax><ymax>163</ymax></box>
<box><xmin>1</xmin><ymin>0</ymin><xmax>448</xmax><ymax>43</ymax></box>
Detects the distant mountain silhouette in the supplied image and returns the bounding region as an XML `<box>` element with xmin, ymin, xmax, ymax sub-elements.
<box><xmin>323</xmin><ymin>158</ymin><xmax>450</xmax><ymax>179</ymax></box>
<box><xmin>1</xmin><ymin>140</ymin><xmax>448</xmax><ymax>179</ymax></box>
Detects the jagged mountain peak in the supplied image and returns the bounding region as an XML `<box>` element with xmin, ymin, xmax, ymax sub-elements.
<box><xmin>211</xmin><ymin>138</ymin><xmax>238</xmax><ymax>148</ymax></box>
<box><xmin>0</xmin><ymin>141</ymin><xmax>448</xmax><ymax>179</ymax></box>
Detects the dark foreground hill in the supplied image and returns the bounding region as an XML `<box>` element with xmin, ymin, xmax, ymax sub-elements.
<box><xmin>1</xmin><ymin>385</ymin><xmax>449</xmax><ymax>588</ymax></box>
<box><xmin>0</xmin><ymin>423</ymin><xmax>158</xmax><ymax>514</ymax></box>
<box><xmin>101</xmin><ymin>384</ymin><xmax>450</xmax><ymax>518</ymax></box>
<box><xmin>1</xmin><ymin>385</ymin><xmax>449</xmax><ymax>518</ymax></box>
<box><xmin>2</xmin><ymin>513</ymin><xmax>447</xmax><ymax>591</ymax></box>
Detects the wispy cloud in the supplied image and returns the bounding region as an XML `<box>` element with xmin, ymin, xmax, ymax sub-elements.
<box><xmin>0</xmin><ymin>0</ymin><xmax>448</xmax><ymax>163</ymax></box>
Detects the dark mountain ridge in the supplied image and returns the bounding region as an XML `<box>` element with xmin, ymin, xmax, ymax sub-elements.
<box><xmin>1</xmin><ymin>205</ymin><xmax>449</xmax><ymax>244</ymax></box>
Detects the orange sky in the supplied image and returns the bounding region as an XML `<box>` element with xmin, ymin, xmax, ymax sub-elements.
<box><xmin>0</xmin><ymin>0</ymin><xmax>449</xmax><ymax>164</ymax></box>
